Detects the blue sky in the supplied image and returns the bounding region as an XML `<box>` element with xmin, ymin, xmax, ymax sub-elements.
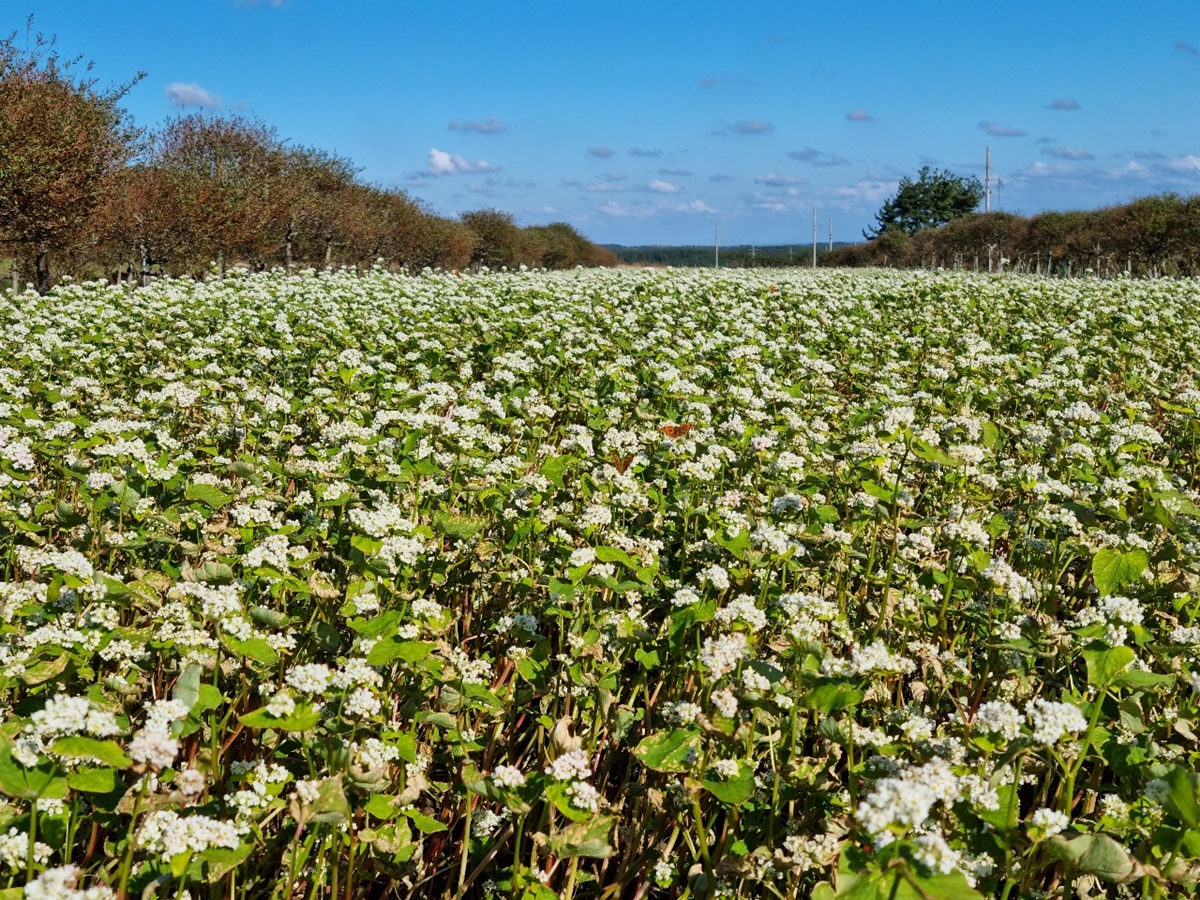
<box><xmin>16</xmin><ymin>0</ymin><xmax>1200</xmax><ymax>245</ymax></box>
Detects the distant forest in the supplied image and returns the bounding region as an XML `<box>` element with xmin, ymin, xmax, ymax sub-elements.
<box><xmin>824</xmin><ymin>193</ymin><xmax>1200</xmax><ymax>278</ymax></box>
<box><xmin>604</xmin><ymin>243</ymin><xmax>853</xmax><ymax>268</ymax></box>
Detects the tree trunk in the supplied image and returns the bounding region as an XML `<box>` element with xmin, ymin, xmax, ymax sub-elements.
<box><xmin>285</xmin><ymin>221</ymin><xmax>294</xmax><ymax>273</ymax></box>
<box><xmin>325</xmin><ymin>238</ymin><xmax>333</xmax><ymax>267</ymax></box>
<box><xmin>10</xmin><ymin>265</ymin><xmax>17</xmax><ymax>294</ymax></box>
<box><xmin>140</xmin><ymin>245</ymin><xmax>151</xmax><ymax>287</ymax></box>
<box><xmin>35</xmin><ymin>244</ymin><xmax>51</xmax><ymax>295</ymax></box>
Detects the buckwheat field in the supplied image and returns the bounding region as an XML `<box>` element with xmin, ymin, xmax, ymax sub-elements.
<box><xmin>2</xmin><ymin>266</ymin><xmax>1200</xmax><ymax>900</ymax></box>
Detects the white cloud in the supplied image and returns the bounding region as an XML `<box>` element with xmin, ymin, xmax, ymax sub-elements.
<box><xmin>845</xmin><ymin>108</ymin><xmax>875</xmax><ymax>122</ymax></box>
<box><xmin>825</xmin><ymin>179</ymin><xmax>895</xmax><ymax>208</ymax></box>
<box><xmin>1163</xmin><ymin>154</ymin><xmax>1200</xmax><ymax>173</ymax></box>
<box><xmin>597</xmin><ymin>201</ymin><xmax>658</xmax><ymax>218</ymax></box>
<box><xmin>648</xmin><ymin>179</ymin><xmax>683</xmax><ymax>193</ymax></box>
<box><xmin>448</xmin><ymin>116</ymin><xmax>507</xmax><ymax>134</ymax></box>
<box><xmin>1041</xmin><ymin>146</ymin><xmax>1094</xmax><ymax>160</ymax></box>
<box><xmin>427</xmin><ymin>148</ymin><xmax>501</xmax><ymax>176</ymax></box>
<box><xmin>734</xmin><ymin>117</ymin><xmax>774</xmax><ymax>134</ymax></box>
<box><xmin>755</xmin><ymin>173</ymin><xmax>804</xmax><ymax>186</ymax></box>
<box><xmin>979</xmin><ymin>121</ymin><xmax>1027</xmax><ymax>137</ymax></box>
<box><xmin>596</xmin><ymin>198</ymin><xmax>715</xmax><ymax>217</ymax></box>
<box><xmin>164</xmin><ymin>82</ymin><xmax>222</xmax><ymax>109</ymax></box>
<box><xmin>788</xmin><ymin>147</ymin><xmax>849</xmax><ymax>167</ymax></box>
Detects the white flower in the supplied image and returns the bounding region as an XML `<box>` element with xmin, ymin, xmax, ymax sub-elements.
<box><xmin>25</xmin><ymin>864</ymin><xmax>114</xmax><ymax>900</ymax></box>
<box><xmin>711</xmin><ymin>688</ymin><xmax>738</xmax><ymax>718</ymax></box>
<box><xmin>285</xmin><ymin>663</ymin><xmax>333</xmax><ymax>695</ymax></box>
<box><xmin>1030</xmin><ymin>807</ymin><xmax>1069</xmax><ymax>838</ymax></box>
<box><xmin>491</xmin><ymin>765</ymin><xmax>526</xmax><ymax>788</ymax></box>
<box><xmin>1025</xmin><ymin>699</ymin><xmax>1088</xmax><ymax>745</ymax></box>
<box><xmin>700</xmin><ymin>632</ymin><xmax>747</xmax><ymax>680</ymax></box>
<box><xmin>545</xmin><ymin>749</ymin><xmax>591</xmax><ymax>781</ymax></box>
<box><xmin>711</xmin><ymin>758</ymin><xmax>741</xmax><ymax>779</ymax></box>
<box><xmin>973</xmin><ymin>701</ymin><xmax>1022</xmax><ymax>741</ymax></box>
<box><xmin>128</xmin><ymin>731</ymin><xmax>180</xmax><ymax>769</ymax></box>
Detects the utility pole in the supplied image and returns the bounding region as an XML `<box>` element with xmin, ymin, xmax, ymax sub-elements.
<box><xmin>985</xmin><ymin>146</ymin><xmax>991</xmax><ymax>214</ymax></box>
<box><xmin>828</xmin><ymin>218</ymin><xmax>833</xmax><ymax>253</ymax></box>
<box><xmin>812</xmin><ymin>205</ymin><xmax>817</xmax><ymax>267</ymax></box>
<box><xmin>714</xmin><ymin>222</ymin><xmax>719</xmax><ymax>268</ymax></box>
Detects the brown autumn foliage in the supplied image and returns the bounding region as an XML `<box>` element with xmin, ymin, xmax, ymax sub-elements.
<box><xmin>823</xmin><ymin>194</ymin><xmax>1200</xmax><ymax>277</ymax></box>
<box><xmin>0</xmin><ymin>25</ymin><xmax>615</xmax><ymax>291</ymax></box>
<box><xmin>0</xmin><ymin>24</ymin><xmax>141</xmax><ymax>292</ymax></box>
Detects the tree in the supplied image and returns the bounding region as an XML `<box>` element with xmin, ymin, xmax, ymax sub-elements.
<box><xmin>0</xmin><ymin>22</ymin><xmax>142</xmax><ymax>292</ymax></box>
<box><xmin>461</xmin><ymin>208</ymin><xmax>522</xmax><ymax>269</ymax></box>
<box><xmin>151</xmin><ymin>114</ymin><xmax>289</xmax><ymax>272</ymax></box>
<box><xmin>865</xmin><ymin>166</ymin><xmax>984</xmax><ymax>239</ymax></box>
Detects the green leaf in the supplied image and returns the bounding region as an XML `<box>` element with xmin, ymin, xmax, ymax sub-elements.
<box><xmin>184</xmin><ymin>482</ymin><xmax>233</xmax><ymax>510</ymax></box>
<box><xmin>200</xmin><ymin>844</ymin><xmax>253</xmax><ymax>883</ymax></box>
<box><xmin>632</xmin><ymin>728</ymin><xmax>701</xmax><ymax>773</ymax></box>
<box><xmin>1093</xmin><ymin>548</ymin><xmax>1149</xmax><ymax>596</ymax></box>
<box><xmin>54</xmin><ymin>501</ymin><xmax>86</xmax><ymax>528</ymax></box>
<box><xmin>220</xmin><ymin>634</ymin><xmax>278</xmax><ymax>665</ymax></box>
<box><xmin>194</xmin><ymin>560</ymin><xmax>234</xmax><ymax>584</ymax></box>
<box><xmin>910</xmin><ymin>439</ymin><xmax>964</xmax><ymax>467</ymax></box>
<box><xmin>112</xmin><ymin>480</ymin><xmax>141</xmax><ymax>508</ymax></box>
<box><xmin>982</xmin><ymin>421</ymin><xmax>1000</xmax><ymax>449</ymax></box>
<box><xmin>172</xmin><ymin>663</ymin><xmax>203</xmax><ymax>714</ymax></box>
<box><xmin>1046</xmin><ymin>832</ymin><xmax>1145</xmax><ymax>883</ymax></box>
<box><xmin>595</xmin><ymin>546</ymin><xmax>639</xmax><ymax>569</ymax></box>
<box><xmin>702</xmin><ymin>762</ymin><xmax>755</xmax><ymax>805</ymax></box>
<box><xmin>634</xmin><ymin>648</ymin><xmax>660</xmax><ymax>671</ymax></box>
<box><xmin>972</xmin><ymin>781</ymin><xmax>1019</xmax><ymax>834</ymax></box>
<box><xmin>170</xmin><ymin>850</ymin><xmax>193</xmax><ymax>878</ymax></box>
<box><xmin>66</xmin><ymin>767</ymin><xmax>119</xmax><ymax>793</ymax></box>
<box><xmin>904</xmin><ymin>870</ymin><xmax>985</xmax><ymax>900</ymax></box>
<box><xmin>1164</xmin><ymin>766</ymin><xmax>1200</xmax><ymax>829</ymax></box>
<box><xmin>401</xmin><ymin>808</ymin><xmax>447</xmax><ymax>833</ymax></box>
<box><xmin>48</xmin><ymin>736</ymin><xmax>131</xmax><ymax>769</ymax></box>
<box><xmin>19</xmin><ymin>652</ymin><xmax>70</xmax><ymax>686</ymax></box>
<box><xmin>544</xmin><ymin>781</ymin><xmax>592</xmax><ymax>823</ymax></box>
<box><xmin>1112</xmin><ymin>669</ymin><xmax>1174</xmax><ymax>690</ymax></box>
<box><xmin>0</xmin><ymin>741</ymin><xmax>65</xmax><ymax>800</ymax></box>
<box><xmin>365</xmin><ymin>794</ymin><xmax>401</xmax><ymax>820</ymax></box>
<box><xmin>350</xmin><ymin>610</ymin><xmax>401</xmax><ymax>636</ymax></box>
<box><xmin>801</xmin><ymin>682</ymin><xmax>864</xmax><ymax>714</ymax></box>
<box><xmin>350</xmin><ymin>534</ymin><xmax>383</xmax><ymax>556</ymax></box>
<box><xmin>432</xmin><ymin>510</ymin><xmax>488</xmax><ymax>540</ymax></box>
<box><xmin>366</xmin><ymin>639</ymin><xmax>434</xmax><ymax>666</ymax></box>
<box><xmin>240</xmin><ymin>705</ymin><xmax>321</xmax><ymax>732</ymax></box>
<box><xmin>714</xmin><ymin>528</ymin><xmax>752</xmax><ymax>560</ymax></box>
<box><xmin>1083</xmin><ymin>643</ymin><xmax>1135</xmax><ymax>687</ymax></box>
<box><xmin>310</xmin><ymin>775</ymin><xmax>351</xmax><ymax>825</ymax></box>
<box><xmin>539</xmin><ymin>455</ymin><xmax>575</xmax><ymax>489</ymax></box>
<box><xmin>548</xmin><ymin>814</ymin><xmax>617</xmax><ymax>859</ymax></box>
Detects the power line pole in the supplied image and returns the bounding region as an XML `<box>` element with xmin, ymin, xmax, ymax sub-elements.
<box><xmin>985</xmin><ymin>146</ymin><xmax>991</xmax><ymax>213</ymax></box>
<box><xmin>812</xmin><ymin>205</ymin><xmax>817</xmax><ymax>267</ymax></box>
<box><xmin>828</xmin><ymin>218</ymin><xmax>833</xmax><ymax>252</ymax></box>
<box><xmin>714</xmin><ymin>222</ymin><xmax>719</xmax><ymax>268</ymax></box>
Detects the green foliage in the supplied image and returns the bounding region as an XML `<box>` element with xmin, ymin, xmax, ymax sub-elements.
<box><xmin>866</xmin><ymin>166</ymin><xmax>984</xmax><ymax>238</ymax></box>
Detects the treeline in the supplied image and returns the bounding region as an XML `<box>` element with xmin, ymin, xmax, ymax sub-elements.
<box><xmin>824</xmin><ymin>193</ymin><xmax>1200</xmax><ymax>277</ymax></box>
<box><xmin>0</xmin><ymin>27</ymin><xmax>615</xmax><ymax>293</ymax></box>
<box><xmin>606</xmin><ymin>243</ymin><xmax>850</xmax><ymax>268</ymax></box>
